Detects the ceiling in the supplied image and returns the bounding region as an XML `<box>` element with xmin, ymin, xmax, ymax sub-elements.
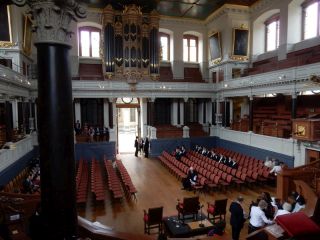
<box><xmin>83</xmin><ymin>0</ymin><xmax>259</xmax><ymax>20</ymax></box>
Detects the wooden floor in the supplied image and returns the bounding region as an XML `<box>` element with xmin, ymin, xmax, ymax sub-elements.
<box><xmin>77</xmin><ymin>153</ymin><xmax>276</xmax><ymax>239</ymax></box>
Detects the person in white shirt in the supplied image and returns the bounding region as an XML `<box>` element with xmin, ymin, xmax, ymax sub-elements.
<box><xmin>274</xmin><ymin>202</ymin><xmax>292</xmax><ymax>219</ymax></box>
<box><xmin>264</xmin><ymin>158</ymin><xmax>273</xmax><ymax>168</ymax></box>
<box><xmin>248</xmin><ymin>200</ymin><xmax>274</xmax><ymax>234</ymax></box>
<box><xmin>269</xmin><ymin>162</ymin><xmax>283</xmax><ymax>176</ymax></box>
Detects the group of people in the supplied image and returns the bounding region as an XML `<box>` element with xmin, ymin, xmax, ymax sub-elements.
<box><xmin>74</xmin><ymin>120</ymin><xmax>110</xmax><ymax>142</ymax></box>
<box><xmin>173</xmin><ymin>146</ymin><xmax>186</xmax><ymax>160</ymax></box>
<box><xmin>229</xmin><ymin>191</ymin><xmax>306</xmax><ymax>240</ymax></box>
<box><xmin>134</xmin><ymin>136</ymin><xmax>149</xmax><ymax>158</ymax></box>
<box><xmin>194</xmin><ymin>145</ymin><xmax>239</xmax><ymax>169</ymax></box>
<box><xmin>22</xmin><ymin>164</ymin><xmax>40</xmax><ymax>194</ymax></box>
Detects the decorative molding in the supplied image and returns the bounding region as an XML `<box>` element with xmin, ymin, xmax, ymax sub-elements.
<box><xmin>206</xmin><ymin>4</ymin><xmax>250</xmax><ymax>25</ymax></box>
<box><xmin>250</xmin><ymin>0</ymin><xmax>275</xmax><ymax>14</ymax></box>
<box><xmin>21</xmin><ymin>0</ymin><xmax>87</xmax><ymax>46</ymax></box>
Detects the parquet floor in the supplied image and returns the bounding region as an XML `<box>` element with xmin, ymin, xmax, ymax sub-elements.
<box><xmin>77</xmin><ymin>153</ymin><xmax>276</xmax><ymax>239</ymax></box>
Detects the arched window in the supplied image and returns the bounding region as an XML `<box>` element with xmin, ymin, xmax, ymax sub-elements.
<box><xmin>302</xmin><ymin>0</ymin><xmax>320</xmax><ymax>40</ymax></box>
<box><xmin>265</xmin><ymin>14</ymin><xmax>280</xmax><ymax>52</ymax></box>
<box><xmin>79</xmin><ymin>26</ymin><xmax>100</xmax><ymax>57</ymax></box>
<box><xmin>183</xmin><ymin>35</ymin><xmax>198</xmax><ymax>62</ymax></box>
<box><xmin>159</xmin><ymin>32</ymin><xmax>170</xmax><ymax>61</ymax></box>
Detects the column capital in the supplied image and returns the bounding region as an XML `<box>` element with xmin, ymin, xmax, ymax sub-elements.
<box><xmin>248</xmin><ymin>95</ymin><xmax>253</xmax><ymax>101</ymax></box>
<box><xmin>148</xmin><ymin>97</ymin><xmax>156</xmax><ymax>103</ymax></box>
<box><xmin>291</xmin><ymin>92</ymin><xmax>297</xmax><ymax>99</ymax></box>
<box><xmin>183</xmin><ymin>97</ymin><xmax>188</xmax><ymax>103</ymax></box>
<box><xmin>23</xmin><ymin>0</ymin><xmax>87</xmax><ymax>46</ymax></box>
<box><xmin>108</xmin><ymin>98</ymin><xmax>117</xmax><ymax>103</ymax></box>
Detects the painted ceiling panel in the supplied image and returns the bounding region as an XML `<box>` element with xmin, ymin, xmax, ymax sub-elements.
<box><xmin>83</xmin><ymin>0</ymin><xmax>259</xmax><ymax>19</ymax></box>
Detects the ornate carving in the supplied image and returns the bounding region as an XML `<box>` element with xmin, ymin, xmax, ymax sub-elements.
<box><xmin>0</xmin><ymin>42</ymin><xmax>16</xmax><ymax>48</ymax></box>
<box><xmin>11</xmin><ymin>0</ymin><xmax>27</xmax><ymax>7</ymax></box>
<box><xmin>102</xmin><ymin>4</ymin><xmax>114</xmax><ymax>25</ymax></box>
<box><xmin>15</xmin><ymin>0</ymin><xmax>88</xmax><ymax>46</ymax></box>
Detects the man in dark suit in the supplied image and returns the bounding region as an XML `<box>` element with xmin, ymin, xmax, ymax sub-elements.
<box><xmin>229</xmin><ymin>196</ymin><xmax>246</xmax><ymax>240</ymax></box>
<box><xmin>134</xmin><ymin>136</ymin><xmax>139</xmax><ymax>157</ymax></box>
<box><xmin>144</xmin><ymin>137</ymin><xmax>150</xmax><ymax>158</ymax></box>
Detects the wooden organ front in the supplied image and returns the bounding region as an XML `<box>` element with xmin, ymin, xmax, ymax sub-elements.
<box><xmin>102</xmin><ymin>4</ymin><xmax>160</xmax><ymax>83</ymax></box>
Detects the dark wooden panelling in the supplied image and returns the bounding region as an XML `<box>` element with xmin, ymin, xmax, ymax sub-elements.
<box><xmin>159</xmin><ymin>66</ymin><xmax>173</xmax><ymax>81</ymax></box>
<box><xmin>184</xmin><ymin>67</ymin><xmax>203</xmax><ymax>82</ymax></box>
<box><xmin>248</xmin><ymin>45</ymin><xmax>320</xmax><ymax>75</ymax></box>
<box><xmin>79</xmin><ymin>63</ymin><xmax>103</xmax><ymax>80</ymax></box>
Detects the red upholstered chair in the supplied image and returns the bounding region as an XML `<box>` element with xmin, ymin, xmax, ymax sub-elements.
<box><xmin>207</xmin><ymin>198</ymin><xmax>228</xmax><ymax>223</ymax></box>
<box><xmin>143</xmin><ymin>206</ymin><xmax>163</xmax><ymax>234</ymax></box>
<box><xmin>176</xmin><ymin>196</ymin><xmax>200</xmax><ymax>223</ymax></box>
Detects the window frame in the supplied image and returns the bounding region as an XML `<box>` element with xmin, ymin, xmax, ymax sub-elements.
<box><xmin>264</xmin><ymin>14</ymin><xmax>280</xmax><ymax>52</ymax></box>
<box><xmin>183</xmin><ymin>34</ymin><xmax>198</xmax><ymax>62</ymax></box>
<box><xmin>159</xmin><ymin>32</ymin><xmax>170</xmax><ymax>61</ymax></box>
<box><xmin>79</xmin><ymin>26</ymin><xmax>101</xmax><ymax>58</ymax></box>
<box><xmin>302</xmin><ymin>0</ymin><xmax>320</xmax><ymax>40</ymax></box>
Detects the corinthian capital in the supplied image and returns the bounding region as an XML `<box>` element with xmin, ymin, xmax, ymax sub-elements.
<box><xmin>11</xmin><ymin>0</ymin><xmax>86</xmax><ymax>46</ymax></box>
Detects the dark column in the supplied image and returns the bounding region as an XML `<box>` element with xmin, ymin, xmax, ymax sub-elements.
<box><xmin>109</xmin><ymin>101</ymin><xmax>113</xmax><ymax>128</ymax></box>
<box><xmin>249</xmin><ymin>96</ymin><xmax>253</xmax><ymax>132</ymax></box>
<box><xmin>291</xmin><ymin>93</ymin><xmax>297</xmax><ymax>119</ymax></box>
<box><xmin>177</xmin><ymin>99</ymin><xmax>180</xmax><ymax>125</ymax></box>
<box><xmin>203</xmin><ymin>100</ymin><xmax>206</xmax><ymax>124</ymax></box>
<box><xmin>225</xmin><ymin>101</ymin><xmax>230</xmax><ymax>128</ymax></box>
<box><xmin>12</xmin><ymin>2</ymin><xmax>87</xmax><ymax>237</ymax></box>
<box><xmin>37</xmin><ymin>43</ymin><xmax>77</xmax><ymax>239</ymax></box>
<box><xmin>221</xmin><ymin>101</ymin><xmax>225</xmax><ymax>127</ymax></box>
<box><xmin>183</xmin><ymin>100</ymin><xmax>188</xmax><ymax>125</ymax></box>
<box><xmin>5</xmin><ymin>101</ymin><xmax>12</xmax><ymax>142</ymax></box>
<box><xmin>149</xmin><ymin>101</ymin><xmax>155</xmax><ymax>126</ymax></box>
<box><xmin>212</xmin><ymin>101</ymin><xmax>216</xmax><ymax>125</ymax></box>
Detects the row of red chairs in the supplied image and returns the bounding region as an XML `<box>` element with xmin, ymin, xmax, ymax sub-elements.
<box><xmin>76</xmin><ymin>158</ymin><xmax>89</xmax><ymax>204</ymax></box>
<box><xmin>159</xmin><ymin>152</ymin><xmax>207</xmax><ymax>192</ymax></box>
<box><xmin>159</xmin><ymin>152</ymin><xmax>188</xmax><ymax>180</ymax></box>
<box><xmin>212</xmin><ymin>148</ymin><xmax>272</xmax><ymax>180</ymax></box>
<box><xmin>91</xmin><ymin>158</ymin><xmax>105</xmax><ymax>201</ymax></box>
<box><xmin>115</xmin><ymin>160</ymin><xmax>138</xmax><ymax>200</ymax></box>
<box><xmin>181</xmin><ymin>155</ymin><xmax>232</xmax><ymax>190</ymax></box>
<box><xmin>188</xmin><ymin>151</ymin><xmax>271</xmax><ymax>186</ymax></box>
<box><xmin>213</xmin><ymin>147</ymin><xmax>265</xmax><ymax>169</ymax></box>
<box><xmin>104</xmin><ymin>158</ymin><xmax>123</xmax><ymax>200</ymax></box>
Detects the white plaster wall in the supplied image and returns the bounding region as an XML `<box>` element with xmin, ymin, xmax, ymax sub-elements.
<box><xmin>212</xmin><ymin>126</ymin><xmax>306</xmax><ymax>167</ymax></box>
<box><xmin>160</xmin><ymin>17</ymin><xmax>206</xmax><ymax>80</ymax></box>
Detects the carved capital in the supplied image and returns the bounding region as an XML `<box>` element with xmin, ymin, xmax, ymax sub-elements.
<box><xmin>26</xmin><ymin>0</ymin><xmax>86</xmax><ymax>46</ymax></box>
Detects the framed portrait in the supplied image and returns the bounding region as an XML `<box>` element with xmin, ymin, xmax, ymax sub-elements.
<box><xmin>232</xmin><ymin>28</ymin><xmax>249</xmax><ymax>57</ymax></box>
<box><xmin>23</xmin><ymin>15</ymin><xmax>32</xmax><ymax>56</ymax></box>
<box><xmin>209</xmin><ymin>32</ymin><xmax>222</xmax><ymax>62</ymax></box>
<box><xmin>0</xmin><ymin>5</ymin><xmax>13</xmax><ymax>47</ymax></box>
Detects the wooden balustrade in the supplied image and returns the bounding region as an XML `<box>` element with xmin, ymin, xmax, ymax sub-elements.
<box><xmin>276</xmin><ymin>160</ymin><xmax>320</xmax><ymax>217</ymax></box>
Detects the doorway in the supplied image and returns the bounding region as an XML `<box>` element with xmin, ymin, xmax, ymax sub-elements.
<box><xmin>117</xmin><ymin>107</ymin><xmax>139</xmax><ymax>153</ymax></box>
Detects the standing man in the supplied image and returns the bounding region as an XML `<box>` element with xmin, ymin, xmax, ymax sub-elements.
<box><xmin>134</xmin><ymin>136</ymin><xmax>139</xmax><ymax>157</ymax></box>
<box><xmin>144</xmin><ymin>137</ymin><xmax>150</xmax><ymax>158</ymax></box>
<box><xmin>229</xmin><ymin>196</ymin><xmax>246</xmax><ymax>240</ymax></box>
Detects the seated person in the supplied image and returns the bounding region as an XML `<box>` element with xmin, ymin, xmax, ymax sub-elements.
<box><xmin>291</xmin><ymin>194</ymin><xmax>306</xmax><ymax>213</ymax></box>
<box><xmin>182</xmin><ymin>167</ymin><xmax>198</xmax><ymax>190</ymax></box>
<box><xmin>248</xmin><ymin>200</ymin><xmax>274</xmax><ymax>234</ymax></box>
<box><xmin>231</xmin><ymin>159</ymin><xmax>238</xmax><ymax>169</ymax></box>
<box><xmin>270</xmin><ymin>162</ymin><xmax>283</xmax><ymax>176</ymax></box>
<box><xmin>264</xmin><ymin>158</ymin><xmax>273</xmax><ymax>168</ymax></box>
<box><xmin>180</xmin><ymin>145</ymin><xmax>186</xmax><ymax>156</ymax></box>
<box><xmin>274</xmin><ymin>202</ymin><xmax>292</xmax><ymax>219</ymax></box>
